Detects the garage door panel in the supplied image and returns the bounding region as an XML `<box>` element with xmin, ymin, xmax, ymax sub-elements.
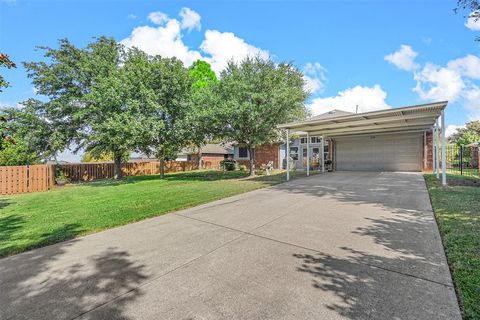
<box><xmin>336</xmin><ymin>133</ymin><xmax>422</xmax><ymax>172</ymax></box>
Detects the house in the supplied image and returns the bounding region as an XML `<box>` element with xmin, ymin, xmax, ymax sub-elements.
<box><xmin>234</xmin><ymin>102</ymin><xmax>447</xmax><ymax>176</ymax></box>
<box><xmin>279</xmin><ymin>101</ymin><xmax>448</xmax><ymax>178</ymax></box>
<box><xmin>177</xmin><ymin>143</ymin><xmax>233</xmax><ymax>169</ymax></box>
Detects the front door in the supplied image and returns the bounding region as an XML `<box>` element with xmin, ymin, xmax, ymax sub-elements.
<box><xmin>303</xmin><ymin>147</ymin><xmax>321</xmax><ymax>169</ymax></box>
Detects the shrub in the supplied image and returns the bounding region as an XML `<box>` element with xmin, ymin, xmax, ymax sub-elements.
<box><xmin>239</xmin><ymin>164</ymin><xmax>247</xmax><ymax>171</ymax></box>
<box><xmin>55</xmin><ymin>165</ymin><xmax>68</xmax><ymax>185</ymax></box>
<box><xmin>220</xmin><ymin>159</ymin><xmax>236</xmax><ymax>171</ymax></box>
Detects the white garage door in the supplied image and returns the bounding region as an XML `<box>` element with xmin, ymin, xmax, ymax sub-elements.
<box><xmin>335</xmin><ymin>133</ymin><xmax>423</xmax><ymax>172</ymax></box>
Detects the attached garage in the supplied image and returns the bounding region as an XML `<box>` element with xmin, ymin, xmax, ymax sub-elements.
<box><xmin>335</xmin><ymin>133</ymin><xmax>423</xmax><ymax>172</ymax></box>
<box><xmin>279</xmin><ymin>101</ymin><xmax>448</xmax><ymax>185</ymax></box>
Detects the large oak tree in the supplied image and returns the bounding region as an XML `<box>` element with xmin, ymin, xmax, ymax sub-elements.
<box><xmin>136</xmin><ymin>56</ymin><xmax>193</xmax><ymax>178</ymax></box>
<box><xmin>216</xmin><ymin>56</ymin><xmax>308</xmax><ymax>176</ymax></box>
<box><xmin>24</xmin><ymin>37</ymin><xmax>148</xmax><ymax>178</ymax></box>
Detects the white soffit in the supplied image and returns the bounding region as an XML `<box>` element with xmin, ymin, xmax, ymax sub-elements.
<box><xmin>278</xmin><ymin>101</ymin><xmax>447</xmax><ymax>137</ymax></box>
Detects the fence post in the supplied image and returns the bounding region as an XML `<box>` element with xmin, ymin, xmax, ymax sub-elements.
<box><xmin>460</xmin><ymin>146</ymin><xmax>463</xmax><ymax>175</ymax></box>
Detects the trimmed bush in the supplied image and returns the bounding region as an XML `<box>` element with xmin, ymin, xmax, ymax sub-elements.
<box><xmin>220</xmin><ymin>159</ymin><xmax>236</xmax><ymax>171</ymax></box>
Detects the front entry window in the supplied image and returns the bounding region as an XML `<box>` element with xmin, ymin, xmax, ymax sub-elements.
<box><xmin>312</xmin><ymin>147</ymin><xmax>320</xmax><ymax>169</ymax></box>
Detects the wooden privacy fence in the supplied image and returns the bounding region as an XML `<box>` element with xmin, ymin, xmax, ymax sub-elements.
<box><xmin>0</xmin><ymin>165</ymin><xmax>55</xmax><ymax>195</ymax></box>
<box><xmin>60</xmin><ymin>161</ymin><xmax>198</xmax><ymax>182</ymax></box>
<box><xmin>0</xmin><ymin>161</ymin><xmax>199</xmax><ymax>195</ymax></box>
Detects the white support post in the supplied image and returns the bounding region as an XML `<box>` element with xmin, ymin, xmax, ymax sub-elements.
<box><xmin>432</xmin><ymin>127</ymin><xmax>436</xmax><ymax>174</ymax></box>
<box><xmin>286</xmin><ymin>129</ymin><xmax>290</xmax><ymax>181</ymax></box>
<box><xmin>441</xmin><ymin>110</ymin><xmax>447</xmax><ymax>186</ymax></box>
<box><xmin>306</xmin><ymin>132</ymin><xmax>310</xmax><ymax>176</ymax></box>
<box><xmin>321</xmin><ymin>136</ymin><xmax>325</xmax><ymax>173</ymax></box>
<box><xmin>436</xmin><ymin>119</ymin><xmax>440</xmax><ymax>179</ymax></box>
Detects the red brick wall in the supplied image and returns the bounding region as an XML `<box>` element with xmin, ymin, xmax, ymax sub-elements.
<box><xmin>255</xmin><ymin>144</ymin><xmax>280</xmax><ymax>169</ymax></box>
<box><xmin>236</xmin><ymin>144</ymin><xmax>280</xmax><ymax>169</ymax></box>
<box><xmin>190</xmin><ymin>153</ymin><xmax>233</xmax><ymax>170</ymax></box>
<box><xmin>203</xmin><ymin>153</ymin><xmax>233</xmax><ymax>169</ymax></box>
<box><xmin>424</xmin><ymin>130</ymin><xmax>433</xmax><ymax>171</ymax></box>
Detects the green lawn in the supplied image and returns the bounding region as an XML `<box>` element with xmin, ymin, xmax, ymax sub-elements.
<box><xmin>0</xmin><ymin>170</ymin><xmax>309</xmax><ymax>258</ymax></box>
<box><xmin>424</xmin><ymin>174</ymin><xmax>480</xmax><ymax>320</ymax></box>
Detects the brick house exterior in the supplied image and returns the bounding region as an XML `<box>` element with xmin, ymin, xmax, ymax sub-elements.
<box><xmin>234</xmin><ymin>143</ymin><xmax>282</xmax><ymax>169</ymax></box>
<box><xmin>424</xmin><ymin>130</ymin><xmax>434</xmax><ymax>171</ymax></box>
<box><xmin>178</xmin><ymin>143</ymin><xmax>233</xmax><ymax>169</ymax></box>
<box><xmin>189</xmin><ymin>153</ymin><xmax>233</xmax><ymax>169</ymax></box>
<box><xmin>233</xmin><ymin>129</ymin><xmax>438</xmax><ymax>172</ymax></box>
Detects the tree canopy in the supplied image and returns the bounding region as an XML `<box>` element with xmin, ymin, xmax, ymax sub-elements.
<box><xmin>187</xmin><ymin>60</ymin><xmax>220</xmax><ymax>167</ymax></box>
<box><xmin>0</xmin><ymin>134</ymin><xmax>41</xmax><ymax>166</ymax></box>
<box><xmin>449</xmin><ymin>120</ymin><xmax>480</xmax><ymax>145</ymax></box>
<box><xmin>455</xmin><ymin>0</ymin><xmax>480</xmax><ymax>40</ymax></box>
<box><xmin>23</xmin><ymin>38</ymin><xmax>151</xmax><ymax>178</ymax></box>
<box><xmin>0</xmin><ymin>53</ymin><xmax>16</xmax><ymax>92</ymax></box>
<box><xmin>136</xmin><ymin>56</ymin><xmax>193</xmax><ymax>178</ymax></box>
<box><xmin>216</xmin><ymin>56</ymin><xmax>308</xmax><ymax>175</ymax></box>
<box><xmin>3</xmin><ymin>38</ymin><xmax>310</xmax><ymax>179</ymax></box>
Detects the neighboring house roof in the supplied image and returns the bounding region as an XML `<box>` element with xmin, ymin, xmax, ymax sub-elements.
<box><xmin>201</xmin><ymin>143</ymin><xmax>233</xmax><ymax>154</ymax></box>
<box><xmin>178</xmin><ymin>143</ymin><xmax>233</xmax><ymax>156</ymax></box>
<box><xmin>308</xmin><ymin>109</ymin><xmax>354</xmax><ymax>121</ymax></box>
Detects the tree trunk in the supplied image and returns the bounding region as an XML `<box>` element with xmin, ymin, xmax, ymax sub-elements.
<box><xmin>113</xmin><ymin>152</ymin><xmax>123</xmax><ymax>180</ymax></box>
<box><xmin>248</xmin><ymin>147</ymin><xmax>255</xmax><ymax>176</ymax></box>
<box><xmin>159</xmin><ymin>149</ymin><xmax>165</xmax><ymax>179</ymax></box>
<box><xmin>197</xmin><ymin>144</ymin><xmax>202</xmax><ymax>170</ymax></box>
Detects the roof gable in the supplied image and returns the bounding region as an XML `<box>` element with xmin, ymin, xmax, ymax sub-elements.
<box><xmin>308</xmin><ymin>109</ymin><xmax>354</xmax><ymax>121</ymax></box>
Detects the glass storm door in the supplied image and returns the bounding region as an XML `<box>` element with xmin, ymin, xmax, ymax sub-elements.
<box><xmin>311</xmin><ymin>147</ymin><xmax>320</xmax><ymax>170</ymax></box>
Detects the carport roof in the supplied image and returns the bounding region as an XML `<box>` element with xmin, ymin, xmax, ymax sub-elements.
<box><xmin>278</xmin><ymin>101</ymin><xmax>447</xmax><ymax>137</ymax></box>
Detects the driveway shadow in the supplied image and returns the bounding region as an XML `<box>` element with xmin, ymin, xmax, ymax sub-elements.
<box><xmin>293</xmin><ymin>248</ymin><xmax>459</xmax><ymax>320</ymax></box>
<box><xmin>0</xmin><ymin>234</ymin><xmax>148</xmax><ymax>320</ymax></box>
<box><xmin>281</xmin><ymin>172</ymin><xmax>459</xmax><ymax>319</ymax></box>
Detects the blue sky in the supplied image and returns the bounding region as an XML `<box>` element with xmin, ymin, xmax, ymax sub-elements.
<box><xmin>1</xmin><ymin>0</ymin><xmax>479</xmax><ymax>160</ymax></box>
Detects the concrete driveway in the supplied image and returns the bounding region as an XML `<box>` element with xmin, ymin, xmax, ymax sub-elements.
<box><xmin>0</xmin><ymin>172</ymin><xmax>461</xmax><ymax>320</ymax></box>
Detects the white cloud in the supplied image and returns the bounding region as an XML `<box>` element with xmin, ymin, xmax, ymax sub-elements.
<box><xmin>121</xmin><ymin>8</ymin><xmax>268</xmax><ymax>73</ymax></box>
<box><xmin>121</xmin><ymin>19</ymin><xmax>202</xmax><ymax>66</ymax></box>
<box><xmin>147</xmin><ymin>11</ymin><xmax>169</xmax><ymax>25</ymax></box>
<box><xmin>307</xmin><ymin>85</ymin><xmax>391</xmax><ymax>115</ymax></box>
<box><xmin>384</xmin><ymin>45</ymin><xmax>419</xmax><ymax>71</ymax></box>
<box><xmin>462</xmin><ymin>85</ymin><xmax>480</xmax><ymax>120</ymax></box>
<box><xmin>200</xmin><ymin>29</ymin><xmax>269</xmax><ymax>73</ymax></box>
<box><xmin>445</xmin><ymin>124</ymin><xmax>464</xmax><ymax>137</ymax></box>
<box><xmin>400</xmin><ymin>52</ymin><xmax>480</xmax><ymax>120</ymax></box>
<box><xmin>0</xmin><ymin>101</ymin><xmax>22</xmax><ymax>109</ymax></box>
<box><xmin>179</xmin><ymin>7</ymin><xmax>201</xmax><ymax>31</ymax></box>
<box><xmin>303</xmin><ymin>62</ymin><xmax>327</xmax><ymax>94</ymax></box>
<box><xmin>413</xmin><ymin>63</ymin><xmax>465</xmax><ymax>102</ymax></box>
<box><xmin>127</xmin><ymin>14</ymin><xmax>137</xmax><ymax>20</ymax></box>
<box><xmin>465</xmin><ymin>11</ymin><xmax>480</xmax><ymax>31</ymax></box>
<box><xmin>447</xmin><ymin>55</ymin><xmax>480</xmax><ymax>79</ymax></box>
